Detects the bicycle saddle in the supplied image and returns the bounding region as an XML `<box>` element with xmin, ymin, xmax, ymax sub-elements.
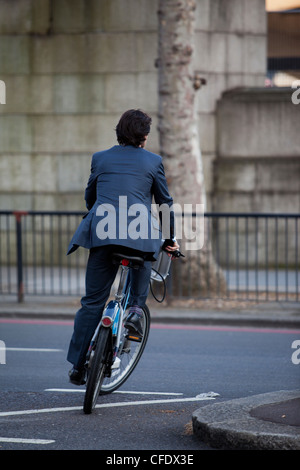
<box><xmin>112</xmin><ymin>252</ymin><xmax>145</xmax><ymax>268</ymax></box>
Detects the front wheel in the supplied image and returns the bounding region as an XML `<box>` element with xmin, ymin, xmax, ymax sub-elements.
<box><xmin>83</xmin><ymin>327</ymin><xmax>110</xmax><ymax>414</ymax></box>
<box><xmin>100</xmin><ymin>304</ymin><xmax>151</xmax><ymax>394</ymax></box>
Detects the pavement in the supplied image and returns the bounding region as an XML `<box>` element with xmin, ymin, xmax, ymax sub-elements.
<box><xmin>0</xmin><ymin>295</ymin><xmax>299</xmax><ymax>450</ymax></box>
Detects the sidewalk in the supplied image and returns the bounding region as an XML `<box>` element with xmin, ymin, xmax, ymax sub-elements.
<box><xmin>0</xmin><ymin>295</ymin><xmax>300</xmax><ymax>328</ymax></box>
<box><xmin>0</xmin><ymin>296</ymin><xmax>299</xmax><ymax>450</ymax></box>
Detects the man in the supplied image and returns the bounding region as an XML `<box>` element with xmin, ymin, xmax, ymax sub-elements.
<box><xmin>67</xmin><ymin>109</ymin><xmax>179</xmax><ymax>385</ymax></box>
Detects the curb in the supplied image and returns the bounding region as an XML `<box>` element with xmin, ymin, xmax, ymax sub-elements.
<box><xmin>1</xmin><ymin>311</ymin><xmax>300</xmax><ymax>330</ymax></box>
<box><xmin>0</xmin><ymin>301</ymin><xmax>300</xmax><ymax>327</ymax></box>
<box><xmin>192</xmin><ymin>390</ymin><xmax>300</xmax><ymax>450</ymax></box>
<box><xmin>1</xmin><ymin>308</ymin><xmax>300</xmax><ymax>330</ymax></box>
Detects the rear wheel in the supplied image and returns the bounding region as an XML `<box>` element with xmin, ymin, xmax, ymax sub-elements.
<box><xmin>83</xmin><ymin>327</ymin><xmax>110</xmax><ymax>414</ymax></box>
<box><xmin>100</xmin><ymin>305</ymin><xmax>151</xmax><ymax>394</ymax></box>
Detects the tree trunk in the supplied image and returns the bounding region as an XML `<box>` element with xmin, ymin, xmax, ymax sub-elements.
<box><xmin>157</xmin><ymin>0</ymin><xmax>226</xmax><ymax>298</ymax></box>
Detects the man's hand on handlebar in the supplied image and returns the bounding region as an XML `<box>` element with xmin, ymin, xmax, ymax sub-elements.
<box><xmin>162</xmin><ymin>239</ymin><xmax>185</xmax><ymax>259</ymax></box>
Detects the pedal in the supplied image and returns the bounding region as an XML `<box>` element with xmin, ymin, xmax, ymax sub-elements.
<box><xmin>126</xmin><ymin>333</ymin><xmax>142</xmax><ymax>343</ymax></box>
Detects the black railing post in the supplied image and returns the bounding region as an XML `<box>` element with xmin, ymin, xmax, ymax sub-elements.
<box><xmin>13</xmin><ymin>211</ymin><xmax>28</xmax><ymax>303</ymax></box>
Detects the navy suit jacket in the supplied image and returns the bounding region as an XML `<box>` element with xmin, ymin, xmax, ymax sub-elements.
<box><xmin>67</xmin><ymin>145</ymin><xmax>174</xmax><ymax>260</ymax></box>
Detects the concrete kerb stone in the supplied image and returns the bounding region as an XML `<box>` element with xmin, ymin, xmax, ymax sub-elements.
<box><xmin>0</xmin><ymin>299</ymin><xmax>299</xmax><ymax>329</ymax></box>
<box><xmin>150</xmin><ymin>306</ymin><xmax>300</xmax><ymax>329</ymax></box>
<box><xmin>192</xmin><ymin>390</ymin><xmax>300</xmax><ymax>450</ymax></box>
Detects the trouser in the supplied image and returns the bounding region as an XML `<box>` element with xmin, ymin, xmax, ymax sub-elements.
<box><xmin>67</xmin><ymin>246</ymin><xmax>152</xmax><ymax>369</ymax></box>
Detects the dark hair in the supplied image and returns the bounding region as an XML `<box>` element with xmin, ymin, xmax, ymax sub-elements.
<box><xmin>116</xmin><ymin>109</ymin><xmax>152</xmax><ymax>147</ymax></box>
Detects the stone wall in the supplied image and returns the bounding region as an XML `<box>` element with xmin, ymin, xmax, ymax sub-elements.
<box><xmin>213</xmin><ymin>87</ymin><xmax>300</xmax><ymax>267</ymax></box>
<box><xmin>0</xmin><ymin>0</ymin><xmax>267</xmax><ymax>213</ymax></box>
<box><xmin>194</xmin><ymin>0</ymin><xmax>267</xmax><ymax>206</ymax></box>
<box><xmin>214</xmin><ymin>88</ymin><xmax>300</xmax><ymax>214</ymax></box>
<box><xmin>0</xmin><ymin>0</ymin><xmax>159</xmax><ymax>212</ymax></box>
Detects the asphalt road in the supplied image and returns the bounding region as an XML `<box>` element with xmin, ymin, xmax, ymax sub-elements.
<box><xmin>0</xmin><ymin>319</ymin><xmax>299</xmax><ymax>451</ymax></box>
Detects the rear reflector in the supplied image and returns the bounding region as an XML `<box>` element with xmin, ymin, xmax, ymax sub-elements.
<box><xmin>102</xmin><ymin>317</ymin><xmax>112</xmax><ymax>327</ymax></box>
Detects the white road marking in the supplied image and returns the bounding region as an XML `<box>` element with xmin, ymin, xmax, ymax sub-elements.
<box><xmin>6</xmin><ymin>348</ymin><xmax>63</xmax><ymax>352</ymax></box>
<box><xmin>114</xmin><ymin>390</ymin><xmax>183</xmax><ymax>396</ymax></box>
<box><xmin>196</xmin><ymin>391</ymin><xmax>220</xmax><ymax>399</ymax></box>
<box><xmin>0</xmin><ymin>437</ymin><xmax>55</xmax><ymax>445</ymax></box>
<box><xmin>45</xmin><ymin>388</ymin><xmax>184</xmax><ymax>396</ymax></box>
<box><xmin>0</xmin><ymin>393</ymin><xmax>219</xmax><ymax>418</ymax></box>
<box><xmin>45</xmin><ymin>388</ymin><xmax>85</xmax><ymax>393</ymax></box>
<box><xmin>0</xmin><ymin>406</ymin><xmax>83</xmax><ymax>417</ymax></box>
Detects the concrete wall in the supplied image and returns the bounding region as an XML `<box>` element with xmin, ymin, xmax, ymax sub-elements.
<box><xmin>0</xmin><ymin>0</ymin><xmax>267</xmax><ymax>213</ymax></box>
<box><xmin>214</xmin><ymin>88</ymin><xmax>300</xmax><ymax>214</ymax></box>
<box><xmin>0</xmin><ymin>0</ymin><xmax>159</xmax><ymax>212</ymax></box>
<box><xmin>213</xmin><ymin>87</ymin><xmax>300</xmax><ymax>267</ymax></box>
<box><xmin>194</xmin><ymin>0</ymin><xmax>267</xmax><ymax>205</ymax></box>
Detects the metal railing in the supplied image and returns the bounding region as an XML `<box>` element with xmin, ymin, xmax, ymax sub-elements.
<box><xmin>169</xmin><ymin>213</ymin><xmax>299</xmax><ymax>303</ymax></box>
<box><xmin>0</xmin><ymin>211</ymin><xmax>299</xmax><ymax>303</ymax></box>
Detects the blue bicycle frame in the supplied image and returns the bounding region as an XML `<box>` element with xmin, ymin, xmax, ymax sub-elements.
<box><xmin>92</xmin><ymin>263</ymin><xmax>132</xmax><ymax>362</ymax></box>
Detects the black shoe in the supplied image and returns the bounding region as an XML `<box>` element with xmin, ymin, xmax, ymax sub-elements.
<box><xmin>124</xmin><ymin>306</ymin><xmax>144</xmax><ymax>338</ymax></box>
<box><xmin>69</xmin><ymin>367</ymin><xmax>86</xmax><ymax>386</ymax></box>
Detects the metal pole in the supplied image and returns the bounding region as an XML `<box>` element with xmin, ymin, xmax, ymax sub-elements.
<box><xmin>13</xmin><ymin>211</ymin><xmax>28</xmax><ymax>303</ymax></box>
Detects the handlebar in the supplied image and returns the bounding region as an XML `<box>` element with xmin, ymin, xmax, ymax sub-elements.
<box><xmin>171</xmin><ymin>249</ymin><xmax>185</xmax><ymax>259</ymax></box>
<box><xmin>161</xmin><ymin>239</ymin><xmax>185</xmax><ymax>259</ymax></box>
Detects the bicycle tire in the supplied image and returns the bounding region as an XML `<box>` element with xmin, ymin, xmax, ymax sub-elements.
<box><xmin>83</xmin><ymin>327</ymin><xmax>110</xmax><ymax>414</ymax></box>
<box><xmin>100</xmin><ymin>304</ymin><xmax>150</xmax><ymax>395</ymax></box>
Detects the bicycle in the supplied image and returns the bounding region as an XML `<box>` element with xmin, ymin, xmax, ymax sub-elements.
<box><xmin>82</xmin><ymin>252</ymin><xmax>149</xmax><ymax>414</ymax></box>
<box><xmin>83</xmin><ymin>246</ymin><xmax>184</xmax><ymax>414</ymax></box>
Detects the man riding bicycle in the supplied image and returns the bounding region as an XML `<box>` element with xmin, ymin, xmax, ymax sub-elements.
<box><xmin>66</xmin><ymin>109</ymin><xmax>179</xmax><ymax>385</ymax></box>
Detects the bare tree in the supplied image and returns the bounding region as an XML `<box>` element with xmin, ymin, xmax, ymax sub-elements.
<box><xmin>157</xmin><ymin>0</ymin><xmax>225</xmax><ymax>297</ymax></box>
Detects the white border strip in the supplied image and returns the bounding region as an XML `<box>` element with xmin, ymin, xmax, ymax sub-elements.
<box><xmin>0</xmin><ymin>437</ymin><xmax>55</xmax><ymax>445</ymax></box>
<box><xmin>0</xmin><ymin>394</ymin><xmax>218</xmax><ymax>418</ymax></box>
<box><xmin>6</xmin><ymin>348</ymin><xmax>63</xmax><ymax>352</ymax></box>
<box><xmin>45</xmin><ymin>388</ymin><xmax>184</xmax><ymax>396</ymax></box>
